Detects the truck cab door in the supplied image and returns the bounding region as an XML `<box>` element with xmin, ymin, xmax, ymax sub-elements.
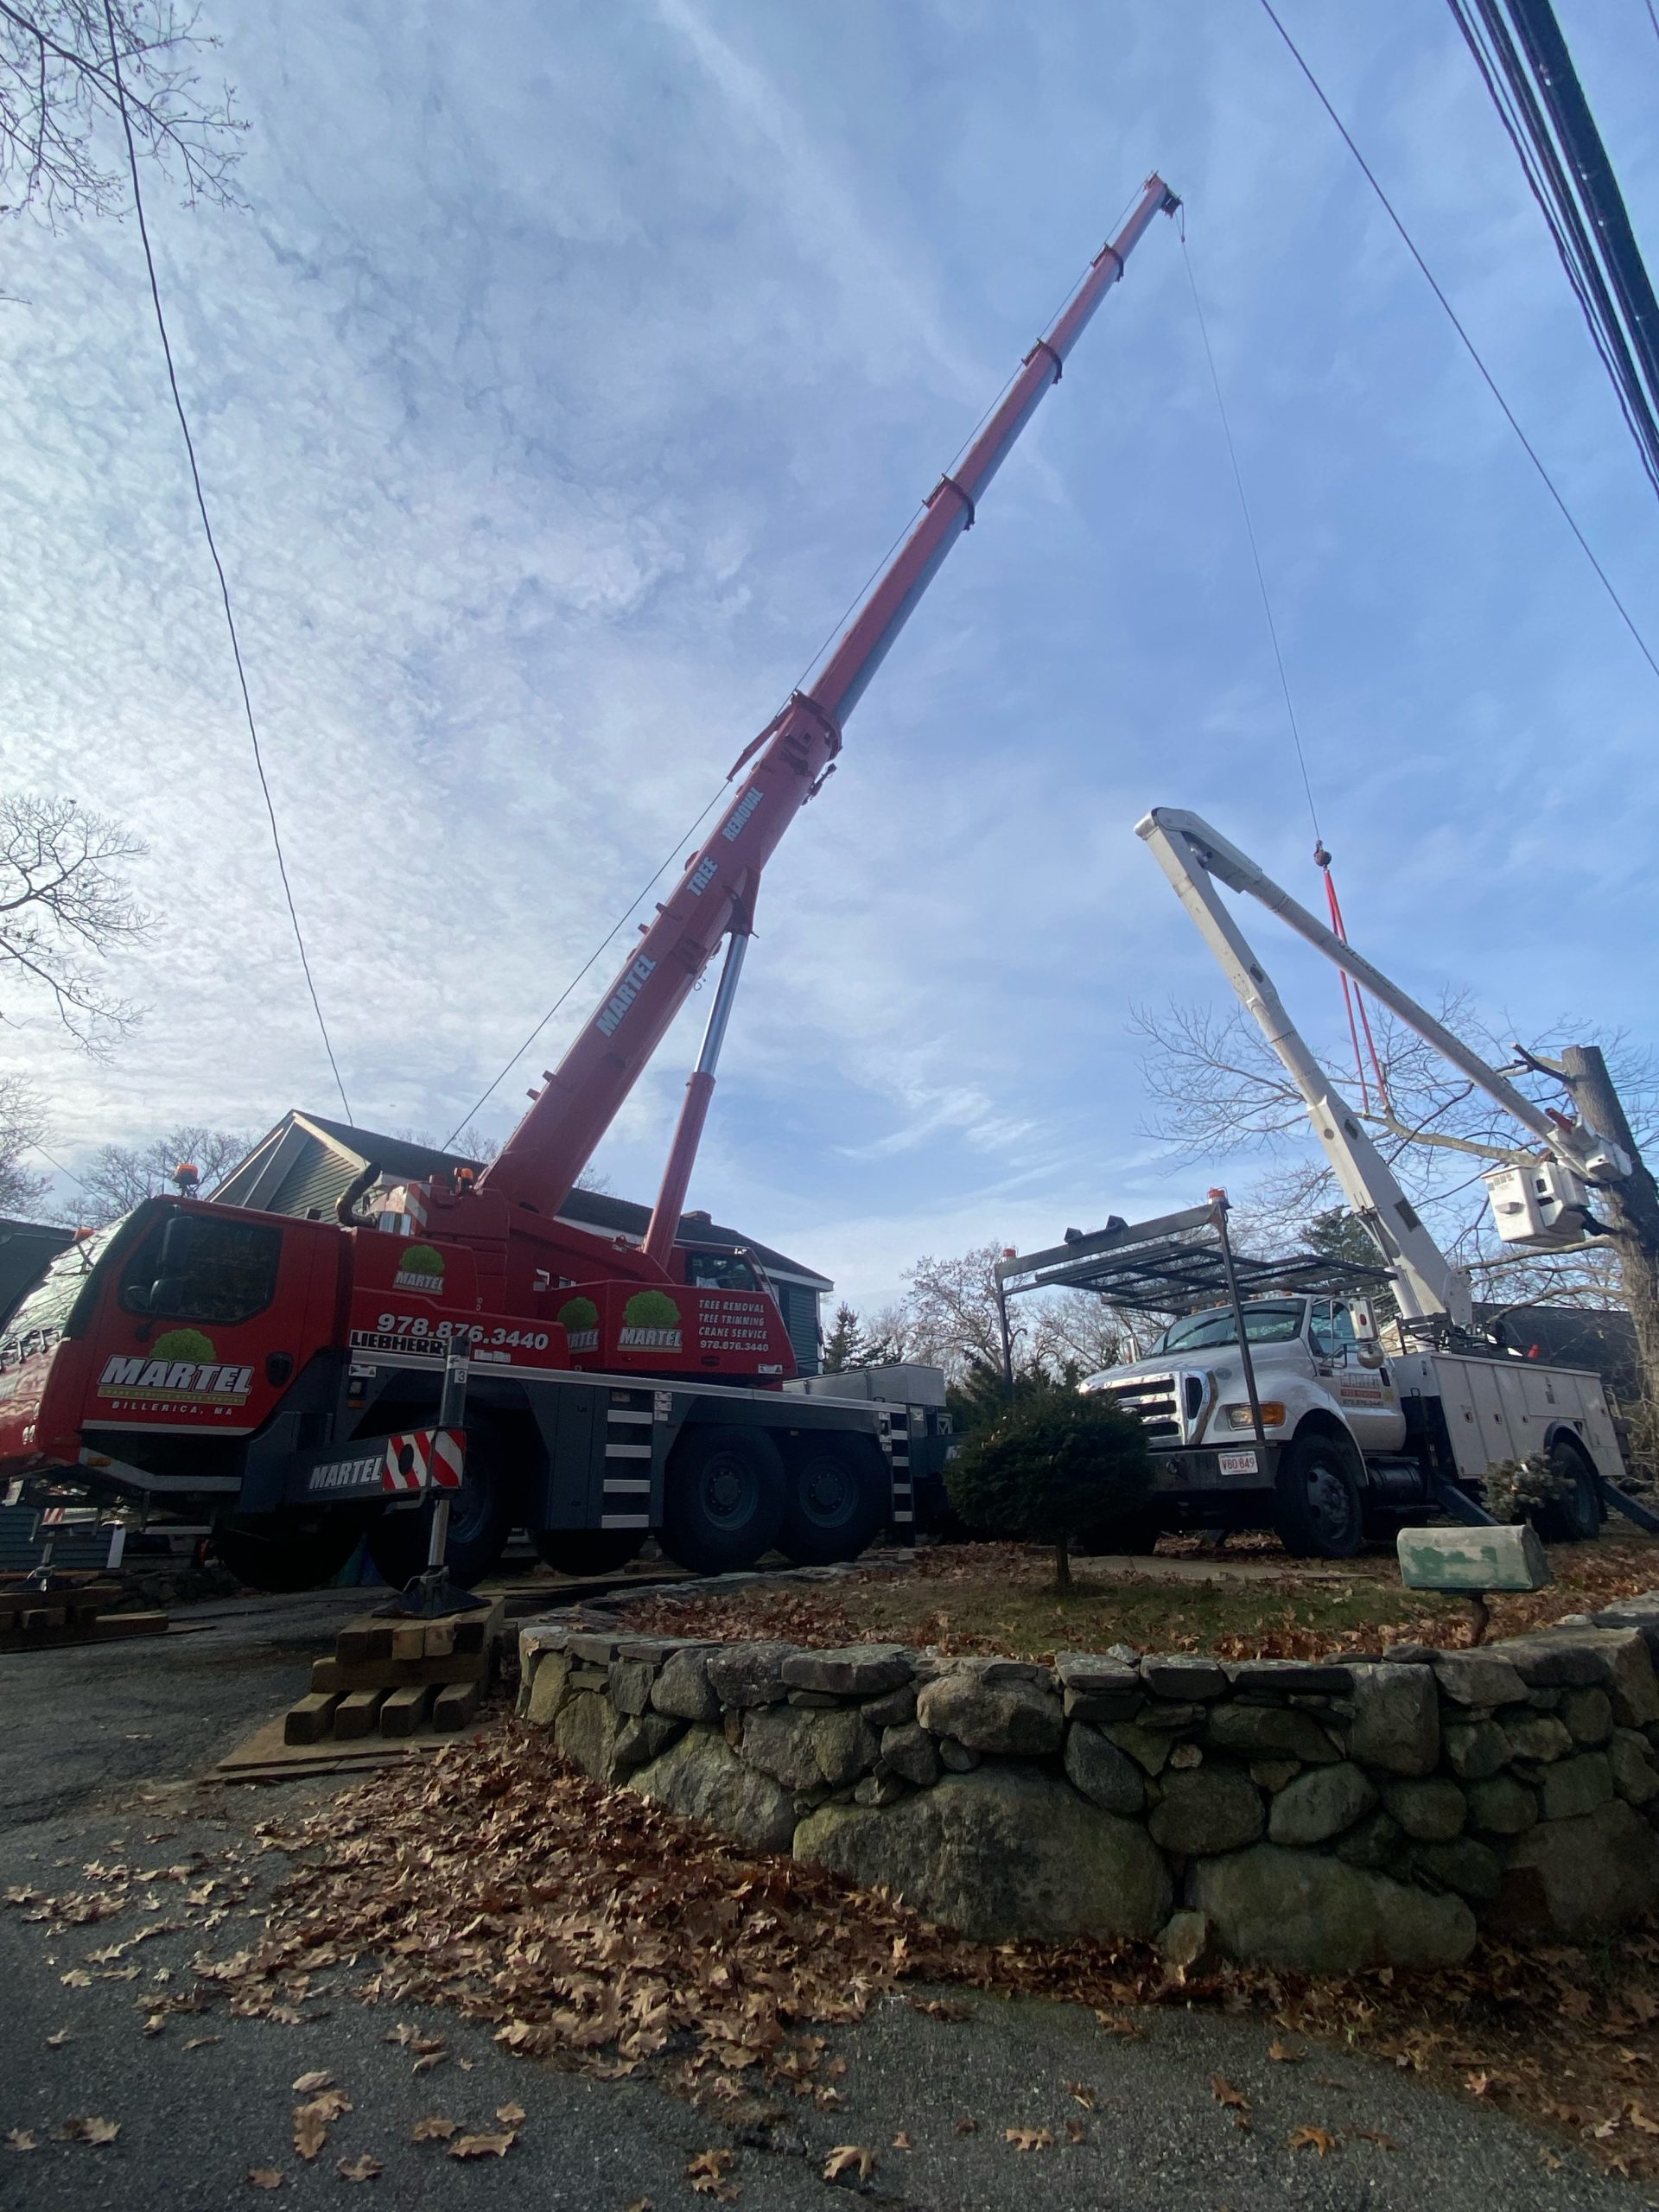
<box><xmin>1313</xmin><ymin>1300</ymin><xmax>1405</xmax><ymax>1453</ymax></box>
<box><xmin>84</xmin><ymin>1207</ymin><xmax>333</xmax><ymax>1446</ymax></box>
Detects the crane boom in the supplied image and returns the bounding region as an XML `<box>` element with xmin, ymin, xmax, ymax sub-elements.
<box><xmin>480</xmin><ymin>174</ymin><xmax>1180</xmax><ymax>1217</ymax></box>
<box><xmin>1136</xmin><ymin>806</ymin><xmax>1632</xmax><ymax>1326</ymax></box>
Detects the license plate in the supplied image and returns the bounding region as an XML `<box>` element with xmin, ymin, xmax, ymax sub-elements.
<box><xmin>1217</xmin><ymin>1449</ymin><xmax>1259</xmax><ymax>1477</ymax></box>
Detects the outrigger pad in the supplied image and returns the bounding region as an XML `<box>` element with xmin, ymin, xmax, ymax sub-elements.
<box><xmin>374</xmin><ymin>1567</ymin><xmax>491</xmax><ymax>1618</ymax></box>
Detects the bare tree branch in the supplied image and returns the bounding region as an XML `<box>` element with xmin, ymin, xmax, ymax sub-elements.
<box><xmin>0</xmin><ymin>0</ymin><xmax>243</xmax><ymax>226</ymax></box>
<box><xmin>0</xmin><ymin>792</ymin><xmax>149</xmax><ymax>1047</ymax></box>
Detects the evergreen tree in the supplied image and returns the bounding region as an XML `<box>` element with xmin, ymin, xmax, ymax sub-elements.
<box><xmin>944</xmin><ymin>1388</ymin><xmax>1154</xmax><ymax>1591</ymax></box>
<box><xmin>821</xmin><ymin>1301</ymin><xmax>867</xmax><ymax>1373</ymax></box>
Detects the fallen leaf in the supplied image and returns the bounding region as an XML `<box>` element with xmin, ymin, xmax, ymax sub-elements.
<box><xmin>45</xmin><ymin>2029</ymin><xmax>72</xmax><ymax>2049</ymax></box>
<box><xmin>954</xmin><ymin>2117</ymin><xmax>978</xmax><ymax>2135</ymax></box>
<box><xmin>58</xmin><ymin>2115</ymin><xmax>121</xmax><ymax>2145</ymax></box>
<box><xmin>1287</xmin><ymin>2125</ymin><xmax>1339</xmax><ymax>2157</ymax></box>
<box><xmin>495</xmin><ymin>2102</ymin><xmax>526</xmax><ymax>2126</ymax></box>
<box><xmin>246</xmin><ymin>2170</ymin><xmax>283</xmax><ymax>2190</ymax></box>
<box><xmin>4</xmin><ymin>2130</ymin><xmax>39</xmax><ymax>2152</ymax></box>
<box><xmin>1629</xmin><ymin>2103</ymin><xmax>1659</xmax><ymax>2137</ymax></box>
<box><xmin>1539</xmin><ymin>2148</ymin><xmax>1563</xmax><ymax>2172</ymax></box>
<box><xmin>184</xmin><ymin>2035</ymin><xmax>221</xmax><ymax>2050</ymax></box>
<box><xmin>411</xmin><ymin>2115</ymin><xmax>459</xmax><ymax>2142</ymax></box>
<box><xmin>908</xmin><ymin>1997</ymin><xmax>973</xmax><ymax>2022</ymax></box>
<box><xmin>291</xmin><ymin>2070</ymin><xmax>334</xmax><ymax>2094</ymax></box>
<box><xmin>1349</xmin><ymin>2128</ymin><xmax>1397</xmax><ymax>2151</ymax></box>
<box><xmin>1004</xmin><ymin>2128</ymin><xmax>1054</xmax><ymax>2152</ymax></box>
<box><xmin>1268</xmin><ymin>2039</ymin><xmax>1305</xmax><ymax>2063</ymax></box>
<box><xmin>1466</xmin><ymin>2072</ymin><xmax>1494</xmax><ymax>2098</ymax></box>
<box><xmin>1065</xmin><ymin>2082</ymin><xmax>1097</xmax><ymax>2109</ymax></box>
<box><xmin>890</xmin><ymin>2132</ymin><xmax>913</xmax><ymax>2151</ymax></box>
<box><xmin>143</xmin><ymin>2014</ymin><xmax>167</xmax><ymax>2036</ymax></box>
<box><xmin>1211</xmin><ymin>2077</ymin><xmax>1250</xmax><ymax>2112</ymax></box>
<box><xmin>823</xmin><ymin>2144</ymin><xmax>875</xmax><ymax>2182</ymax></box>
<box><xmin>337</xmin><ymin>2153</ymin><xmax>383</xmax><ymax>2182</ymax></box>
<box><xmin>623</xmin><ymin>2202</ymin><xmax>653</xmax><ymax>2212</ymax></box>
<box><xmin>1095</xmin><ymin>2012</ymin><xmax>1144</xmax><ymax>2037</ymax></box>
<box><xmin>686</xmin><ymin>2146</ymin><xmax>738</xmax><ymax>2199</ymax></box>
<box><xmin>292</xmin><ymin>2104</ymin><xmax>331</xmax><ymax>2161</ymax></box>
<box><xmin>1065</xmin><ymin>2117</ymin><xmax>1087</xmax><ymax>2145</ymax></box>
<box><xmin>448</xmin><ymin>2132</ymin><xmax>517</xmax><ymax>2161</ymax></box>
<box><xmin>412</xmin><ymin>2051</ymin><xmax>447</xmax><ymax>2075</ymax></box>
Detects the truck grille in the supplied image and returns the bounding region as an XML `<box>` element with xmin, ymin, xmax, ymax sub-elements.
<box><xmin>1096</xmin><ymin>1371</ymin><xmax>1183</xmax><ymax>1443</ymax></box>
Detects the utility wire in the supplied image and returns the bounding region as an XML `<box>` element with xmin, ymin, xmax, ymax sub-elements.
<box><xmin>1256</xmin><ymin>0</ymin><xmax>1659</xmax><ymax>686</ymax></box>
<box><xmin>101</xmin><ymin>0</ymin><xmax>353</xmax><ymax>1122</ymax></box>
<box><xmin>443</xmin><ymin>782</ymin><xmax>731</xmax><ymax>1149</ymax></box>
<box><xmin>1179</xmin><ymin>227</ymin><xmax>1322</xmax><ymax>847</ymax></box>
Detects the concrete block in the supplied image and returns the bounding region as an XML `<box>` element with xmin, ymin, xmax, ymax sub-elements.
<box><xmin>1396</xmin><ymin>1523</ymin><xmax>1550</xmax><ymax>1593</ymax></box>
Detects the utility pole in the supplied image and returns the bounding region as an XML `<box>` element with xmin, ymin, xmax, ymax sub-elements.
<box><xmin>1560</xmin><ymin>1044</ymin><xmax>1659</xmax><ymax>1425</ymax></box>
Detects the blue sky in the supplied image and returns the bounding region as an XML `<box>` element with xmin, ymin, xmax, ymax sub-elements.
<box><xmin>2</xmin><ymin>0</ymin><xmax>1656</xmax><ymax>1304</ymax></box>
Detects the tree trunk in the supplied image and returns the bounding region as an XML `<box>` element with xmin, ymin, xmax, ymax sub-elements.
<box><xmin>1560</xmin><ymin>1045</ymin><xmax>1659</xmax><ymax>1424</ymax></box>
<box><xmin>1053</xmin><ymin>1538</ymin><xmax>1072</xmax><ymax>1593</ymax></box>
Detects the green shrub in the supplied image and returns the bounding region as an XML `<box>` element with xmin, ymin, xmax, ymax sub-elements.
<box><xmin>944</xmin><ymin>1389</ymin><xmax>1154</xmax><ymax>1590</ymax></box>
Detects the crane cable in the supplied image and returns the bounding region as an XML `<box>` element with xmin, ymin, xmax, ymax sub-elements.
<box><xmin>100</xmin><ymin>0</ymin><xmax>354</xmax><ymax>1124</ymax></box>
<box><xmin>1179</xmin><ymin>219</ymin><xmax>1391</xmax><ymax>1115</ymax></box>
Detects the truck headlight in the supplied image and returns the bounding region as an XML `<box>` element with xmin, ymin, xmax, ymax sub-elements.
<box><xmin>1225</xmin><ymin>1401</ymin><xmax>1286</xmax><ymax>1429</ymax></box>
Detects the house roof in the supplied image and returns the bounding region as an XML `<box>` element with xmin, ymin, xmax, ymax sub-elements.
<box><xmin>217</xmin><ymin>1111</ymin><xmax>831</xmax><ymax>1290</ymax></box>
<box><xmin>0</xmin><ymin>1217</ymin><xmax>77</xmax><ymax>1332</ymax></box>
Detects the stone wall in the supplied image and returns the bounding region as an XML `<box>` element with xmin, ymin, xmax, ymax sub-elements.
<box><xmin>517</xmin><ymin>1584</ymin><xmax>1659</xmax><ymax>1972</ymax></box>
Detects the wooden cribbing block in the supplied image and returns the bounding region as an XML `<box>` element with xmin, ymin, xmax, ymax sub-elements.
<box><xmin>311</xmin><ymin>1649</ymin><xmax>487</xmax><ymax>1695</ymax></box>
<box><xmin>423</xmin><ymin>1621</ymin><xmax>457</xmax><ymax>1660</ymax></box>
<box><xmin>390</xmin><ymin>1622</ymin><xmax>428</xmax><ymax>1663</ymax></box>
<box><xmin>431</xmin><ymin>1679</ymin><xmax>480</xmax><ymax>1731</ymax></box>
<box><xmin>378</xmin><ymin>1684</ymin><xmax>432</xmax><ymax>1737</ymax></box>
<box><xmin>22</xmin><ymin>1606</ymin><xmax>67</xmax><ymax>1631</ymax></box>
<box><xmin>334</xmin><ymin>1689</ymin><xmax>387</xmax><ymax>1740</ymax></box>
<box><xmin>89</xmin><ymin>1611</ymin><xmax>168</xmax><ymax>1641</ymax></box>
<box><xmin>334</xmin><ymin>1618</ymin><xmax>393</xmax><ymax>1666</ymax></box>
<box><xmin>284</xmin><ymin>1692</ymin><xmax>340</xmax><ymax>1745</ymax></box>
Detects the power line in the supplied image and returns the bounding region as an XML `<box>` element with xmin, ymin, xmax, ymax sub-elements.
<box><xmin>1255</xmin><ymin>0</ymin><xmax>1659</xmax><ymax>686</ymax></box>
<box><xmin>443</xmin><ymin>782</ymin><xmax>732</xmax><ymax>1149</ymax></box>
<box><xmin>100</xmin><ymin>0</ymin><xmax>353</xmax><ymax>1122</ymax></box>
<box><xmin>1179</xmin><ymin>227</ymin><xmax>1322</xmax><ymax>847</ymax></box>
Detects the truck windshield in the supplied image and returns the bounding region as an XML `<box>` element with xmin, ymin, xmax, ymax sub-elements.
<box><xmin>3</xmin><ymin>1224</ymin><xmax>121</xmax><ymax>1344</ymax></box>
<box><xmin>1160</xmin><ymin>1300</ymin><xmax>1306</xmax><ymax>1353</ymax></box>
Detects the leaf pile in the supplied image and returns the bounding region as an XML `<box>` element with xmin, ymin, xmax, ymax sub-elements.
<box><xmin>615</xmin><ymin>1535</ymin><xmax>1659</xmax><ymax>1662</ymax></box>
<box><xmin>16</xmin><ymin>1716</ymin><xmax>1659</xmax><ymax>2176</ymax></box>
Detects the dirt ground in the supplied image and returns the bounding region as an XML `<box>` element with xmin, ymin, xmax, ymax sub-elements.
<box><xmin>613</xmin><ymin>1531</ymin><xmax>1659</xmax><ymax>1662</ymax></box>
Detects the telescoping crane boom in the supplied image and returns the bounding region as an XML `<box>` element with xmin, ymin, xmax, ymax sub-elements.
<box><xmin>481</xmin><ymin>174</ymin><xmax>1182</xmax><ymax>1268</ymax></box>
<box><xmin>1135</xmin><ymin>807</ymin><xmax>1630</xmax><ymax>1332</ymax></box>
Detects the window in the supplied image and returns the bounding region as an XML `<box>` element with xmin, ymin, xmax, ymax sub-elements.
<box><xmin>1308</xmin><ymin>1302</ymin><xmax>1339</xmax><ymax>1358</ymax></box>
<box><xmin>1160</xmin><ymin>1300</ymin><xmax>1306</xmax><ymax>1354</ymax></box>
<box><xmin>1331</xmin><ymin>1303</ymin><xmax>1360</xmax><ymax>1353</ymax></box>
<box><xmin>686</xmin><ymin>1252</ymin><xmax>759</xmax><ymax>1293</ymax></box>
<box><xmin>119</xmin><ymin>1214</ymin><xmax>283</xmax><ymax>1326</ymax></box>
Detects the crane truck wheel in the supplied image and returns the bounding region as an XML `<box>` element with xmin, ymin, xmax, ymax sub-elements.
<box><xmin>661</xmin><ymin>1425</ymin><xmax>785</xmax><ymax>1574</ymax></box>
<box><xmin>1535</xmin><ymin>1436</ymin><xmax>1604</xmax><ymax>1544</ymax></box>
<box><xmin>211</xmin><ymin>1510</ymin><xmax>365</xmax><ymax>1592</ymax></box>
<box><xmin>778</xmin><ymin>1439</ymin><xmax>886</xmax><ymax>1565</ymax></box>
<box><xmin>1272</xmin><ymin>1431</ymin><xmax>1365</xmax><ymax>1560</ymax></box>
<box><xmin>531</xmin><ymin>1529</ymin><xmax>647</xmax><ymax>1575</ymax></box>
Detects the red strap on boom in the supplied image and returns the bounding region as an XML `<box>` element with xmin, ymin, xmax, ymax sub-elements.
<box><xmin>1314</xmin><ymin>844</ymin><xmax>1389</xmax><ymax>1113</ymax></box>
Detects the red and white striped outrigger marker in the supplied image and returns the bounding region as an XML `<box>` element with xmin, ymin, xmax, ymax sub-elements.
<box><xmin>380</xmin><ymin>1427</ymin><xmax>465</xmax><ymax>1494</ymax></box>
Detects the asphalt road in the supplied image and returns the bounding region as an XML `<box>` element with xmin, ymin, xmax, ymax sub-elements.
<box><xmin>1</xmin><ymin>1597</ymin><xmax>1651</xmax><ymax>2211</ymax></box>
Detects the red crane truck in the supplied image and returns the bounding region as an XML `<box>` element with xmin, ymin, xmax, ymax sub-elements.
<box><xmin>0</xmin><ymin>176</ymin><xmax>1179</xmax><ymax>1592</ymax></box>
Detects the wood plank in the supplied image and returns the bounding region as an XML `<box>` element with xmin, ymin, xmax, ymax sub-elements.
<box><xmin>389</xmin><ymin>1622</ymin><xmax>428</xmax><ymax>1663</ymax></box>
<box><xmin>334</xmin><ymin>1688</ymin><xmax>387</xmax><ymax>1740</ymax></box>
<box><xmin>423</xmin><ymin>1620</ymin><xmax>456</xmax><ymax>1660</ymax></box>
<box><xmin>378</xmin><ymin>1683</ymin><xmax>431</xmax><ymax>1738</ymax></box>
<box><xmin>283</xmin><ymin>1691</ymin><xmax>340</xmax><ymax>1745</ymax></box>
<box><xmin>310</xmin><ymin>1649</ymin><xmax>487</xmax><ymax>1695</ymax></box>
<box><xmin>88</xmin><ymin>1611</ymin><xmax>168</xmax><ymax>1641</ymax></box>
<box><xmin>431</xmin><ymin>1679</ymin><xmax>480</xmax><ymax>1731</ymax></box>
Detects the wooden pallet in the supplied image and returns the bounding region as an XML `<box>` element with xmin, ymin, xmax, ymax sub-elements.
<box><xmin>213</xmin><ymin>1713</ymin><xmax>489</xmax><ymax>1783</ymax></box>
<box><xmin>0</xmin><ymin>1572</ymin><xmax>168</xmax><ymax>1653</ymax></box>
<box><xmin>281</xmin><ymin>1599</ymin><xmax>503</xmax><ymax>1747</ymax></box>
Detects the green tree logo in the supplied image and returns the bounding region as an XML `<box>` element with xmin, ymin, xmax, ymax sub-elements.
<box><xmin>394</xmin><ymin>1243</ymin><xmax>445</xmax><ymax>1292</ymax></box>
<box><xmin>557</xmin><ymin>1295</ymin><xmax>601</xmax><ymax>1349</ymax></box>
<box><xmin>152</xmin><ymin>1326</ymin><xmax>214</xmax><ymax>1363</ymax></box>
<box><xmin>619</xmin><ymin>1287</ymin><xmax>682</xmax><ymax>1348</ymax></box>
